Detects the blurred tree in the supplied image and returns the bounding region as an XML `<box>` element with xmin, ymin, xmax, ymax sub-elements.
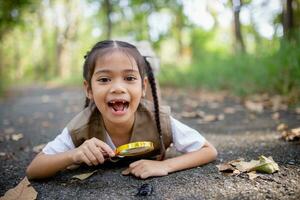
<box><xmin>0</xmin><ymin>0</ymin><xmax>36</xmax><ymax>91</ymax></box>
<box><xmin>0</xmin><ymin>0</ymin><xmax>35</xmax><ymax>40</ymax></box>
<box><xmin>104</xmin><ymin>0</ymin><xmax>112</xmax><ymax>39</ymax></box>
<box><xmin>169</xmin><ymin>0</ymin><xmax>185</xmax><ymax>56</ymax></box>
<box><xmin>51</xmin><ymin>0</ymin><xmax>80</xmax><ymax>78</ymax></box>
<box><xmin>231</xmin><ymin>0</ymin><xmax>246</xmax><ymax>53</ymax></box>
<box><xmin>282</xmin><ymin>0</ymin><xmax>299</xmax><ymax>40</ymax></box>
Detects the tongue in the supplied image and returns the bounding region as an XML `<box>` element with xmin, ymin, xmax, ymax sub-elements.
<box><xmin>112</xmin><ymin>102</ymin><xmax>125</xmax><ymax>111</ymax></box>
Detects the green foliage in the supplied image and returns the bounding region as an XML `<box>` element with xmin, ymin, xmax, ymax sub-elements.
<box><xmin>0</xmin><ymin>0</ymin><xmax>35</xmax><ymax>39</ymax></box>
<box><xmin>159</xmin><ymin>31</ymin><xmax>300</xmax><ymax>102</ymax></box>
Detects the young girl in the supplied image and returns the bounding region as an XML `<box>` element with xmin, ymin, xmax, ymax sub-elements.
<box><xmin>26</xmin><ymin>40</ymin><xmax>217</xmax><ymax>179</ymax></box>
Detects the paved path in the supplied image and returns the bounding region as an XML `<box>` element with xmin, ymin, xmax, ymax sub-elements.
<box><xmin>0</xmin><ymin>86</ymin><xmax>299</xmax><ymax>199</ymax></box>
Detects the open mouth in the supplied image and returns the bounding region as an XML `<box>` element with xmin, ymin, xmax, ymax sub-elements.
<box><xmin>107</xmin><ymin>99</ymin><xmax>129</xmax><ymax>112</ymax></box>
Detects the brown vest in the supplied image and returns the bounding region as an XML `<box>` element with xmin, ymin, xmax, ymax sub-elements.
<box><xmin>67</xmin><ymin>99</ymin><xmax>172</xmax><ymax>159</ymax></box>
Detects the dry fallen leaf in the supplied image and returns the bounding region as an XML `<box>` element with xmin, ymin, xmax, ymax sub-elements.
<box><xmin>271</xmin><ymin>112</ymin><xmax>280</xmax><ymax>120</ymax></box>
<box><xmin>224</xmin><ymin>107</ymin><xmax>236</xmax><ymax>114</ymax></box>
<box><xmin>216</xmin><ymin>163</ymin><xmax>235</xmax><ymax>172</ymax></box>
<box><xmin>0</xmin><ymin>152</ymin><xmax>6</xmax><ymax>157</ymax></box>
<box><xmin>295</xmin><ymin>107</ymin><xmax>300</xmax><ymax>114</ymax></box>
<box><xmin>277</xmin><ymin>124</ymin><xmax>300</xmax><ymax>141</ymax></box>
<box><xmin>0</xmin><ymin>177</ymin><xmax>37</xmax><ymax>200</ymax></box>
<box><xmin>247</xmin><ymin>171</ymin><xmax>259</xmax><ymax>180</ymax></box>
<box><xmin>217</xmin><ymin>114</ymin><xmax>225</xmax><ymax>121</ymax></box>
<box><xmin>11</xmin><ymin>133</ymin><xmax>23</xmax><ymax>141</ymax></box>
<box><xmin>217</xmin><ymin>155</ymin><xmax>279</xmax><ymax>178</ymax></box>
<box><xmin>277</xmin><ymin>123</ymin><xmax>288</xmax><ymax>132</ymax></box>
<box><xmin>245</xmin><ymin>100</ymin><xmax>264</xmax><ymax>113</ymax></box>
<box><xmin>203</xmin><ymin>114</ymin><xmax>217</xmax><ymax>122</ymax></box>
<box><xmin>72</xmin><ymin>170</ymin><xmax>97</xmax><ymax>180</ymax></box>
<box><xmin>230</xmin><ymin>159</ymin><xmax>260</xmax><ymax>172</ymax></box>
<box><xmin>180</xmin><ymin>111</ymin><xmax>199</xmax><ymax>118</ymax></box>
<box><xmin>32</xmin><ymin>144</ymin><xmax>46</xmax><ymax>153</ymax></box>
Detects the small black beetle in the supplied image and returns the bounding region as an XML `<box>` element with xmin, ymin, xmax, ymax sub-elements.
<box><xmin>136</xmin><ymin>183</ymin><xmax>153</xmax><ymax>196</ymax></box>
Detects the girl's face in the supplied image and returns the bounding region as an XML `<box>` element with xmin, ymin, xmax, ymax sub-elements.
<box><xmin>85</xmin><ymin>50</ymin><xmax>146</xmax><ymax>126</ymax></box>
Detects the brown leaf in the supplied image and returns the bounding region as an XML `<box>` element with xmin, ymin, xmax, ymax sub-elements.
<box><xmin>230</xmin><ymin>159</ymin><xmax>260</xmax><ymax>172</ymax></box>
<box><xmin>245</xmin><ymin>101</ymin><xmax>263</xmax><ymax>113</ymax></box>
<box><xmin>247</xmin><ymin>171</ymin><xmax>259</xmax><ymax>180</ymax></box>
<box><xmin>180</xmin><ymin>111</ymin><xmax>198</xmax><ymax>118</ymax></box>
<box><xmin>72</xmin><ymin>170</ymin><xmax>97</xmax><ymax>180</ymax></box>
<box><xmin>11</xmin><ymin>133</ymin><xmax>23</xmax><ymax>141</ymax></box>
<box><xmin>203</xmin><ymin>114</ymin><xmax>217</xmax><ymax>122</ymax></box>
<box><xmin>278</xmin><ymin>125</ymin><xmax>300</xmax><ymax>141</ymax></box>
<box><xmin>183</xmin><ymin>99</ymin><xmax>198</xmax><ymax>108</ymax></box>
<box><xmin>0</xmin><ymin>152</ymin><xmax>6</xmax><ymax>157</ymax></box>
<box><xmin>270</xmin><ymin>95</ymin><xmax>288</xmax><ymax>111</ymax></box>
<box><xmin>32</xmin><ymin>144</ymin><xmax>46</xmax><ymax>153</ymax></box>
<box><xmin>291</xmin><ymin>128</ymin><xmax>300</xmax><ymax>135</ymax></box>
<box><xmin>0</xmin><ymin>177</ymin><xmax>37</xmax><ymax>200</ymax></box>
<box><xmin>271</xmin><ymin>112</ymin><xmax>280</xmax><ymax>120</ymax></box>
<box><xmin>277</xmin><ymin>123</ymin><xmax>288</xmax><ymax>132</ymax></box>
<box><xmin>216</xmin><ymin>163</ymin><xmax>235</xmax><ymax>172</ymax></box>
<box><xmin>217</xmin><ymin>114</ymin><xmax>225</xmax><ymax>121</ymax></box>
<box><xmin>295</xmin><ymin>107</ymin><xmax>300</xmax><ymax>114</ymax></box>
<box><xmin>224</xmin><ymin>107</ymin><xmax>236</xmax><ymax>114</ymax></box>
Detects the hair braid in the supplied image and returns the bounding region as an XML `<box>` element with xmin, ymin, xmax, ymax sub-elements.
<box><xmin>144</xmin><ymin>57</ymin><xmax>165</xmax><ymax>160</ymax></box>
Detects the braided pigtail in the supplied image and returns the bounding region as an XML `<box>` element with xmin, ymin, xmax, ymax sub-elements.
<box><xmin>144</xmin><ymin>57</ymin><xmax>165</xmax><ymax>161</ymax></box>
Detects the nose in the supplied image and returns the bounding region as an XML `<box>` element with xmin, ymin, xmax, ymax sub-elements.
<box><xmin>110</xmin><ymin>79</ymin><xmax>126</xmax><ymax>94</ymax></box>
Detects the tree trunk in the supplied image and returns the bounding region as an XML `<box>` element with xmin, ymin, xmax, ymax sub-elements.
<box><xmin>283</xmin><ymin>0</ymin><xmax>294</xmax><ymax>39</ymax></box>
<box><xmin>232</xmin><ymin>0</ymin><xmax>245</xmax><ymax>53</ymax></box>
<box><xmin>104</xmin><ymin>0</ymin><xmax>112</xmax><ymax>39</ymax></box>
<box><xmin>54</xmin><ymin>0</ymin><xmax>79</xmax><ymax>78</ymax></box>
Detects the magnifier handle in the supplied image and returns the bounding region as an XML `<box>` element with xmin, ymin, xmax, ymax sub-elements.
<box><xmin>101</xmin><ymin>150</ymin><xmax>121</xmax><ymax>162</ymax></box>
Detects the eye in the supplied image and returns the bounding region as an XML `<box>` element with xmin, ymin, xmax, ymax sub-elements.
<box><xmin>97</xmin><ymin>77</ymin><xmax>111</xmax><ymax>83</ymax></box>
<box><xmin>125</xmin><ymin>76</ymin><xmax>137</xmax><ymax>81</ymax></box>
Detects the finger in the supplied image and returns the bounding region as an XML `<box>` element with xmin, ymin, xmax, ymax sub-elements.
<box><xmin>122</xmin><ymin>168</ymin><xmax>130</xmax><ymax>175</ymax></box>
<box><xmin>131</xmin><ymin>164</ymin><xmax>145</xmax><ymax>177</ymax></box>
<box><xmin>129</xmin><ymin>160</ymin><xmax>145</xmax><ymax>168</ymax></box>
<box><xmin>140</xmin><ymin>172</ymin><xmax>150</xmax><ymax>179</ymax></box>
<box><xmin>83</xmin><ymin>146</ymin><xmax>99</xmax><ymax>165</ymax></box>
<box><xmin>93</xmin><ymin>138</ymin><xmax>115</xmax><ymax>157</ymax></box>
<box><xmin>80</xmin><ymin>152</ymin><xmax>92</xmax><ymax>166</ymax></box>
<box><xmin>87</xmin><ymin>144</ymin><xmax>105</xmax><ymax>164</ymax></box>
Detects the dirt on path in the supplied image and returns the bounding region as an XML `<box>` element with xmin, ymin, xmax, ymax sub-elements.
<box><xmin>0</xmin><ymin>85</ymin><xmax>299</xmax><ymax>200</ymax></box>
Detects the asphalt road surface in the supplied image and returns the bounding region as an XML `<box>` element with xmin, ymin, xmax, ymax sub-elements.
<box><xmin>0</xmin><ymin>86</ymin><xmax>299</xmax><ymax>200</ymax></box>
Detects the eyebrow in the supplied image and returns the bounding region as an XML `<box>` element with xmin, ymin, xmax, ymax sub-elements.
<box><xmin>94</xmin><ymin>69</ymin><xmax>139</xmax><ymax>75</ymax></box>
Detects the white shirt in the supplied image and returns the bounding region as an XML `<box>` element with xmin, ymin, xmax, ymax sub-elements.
<box><xmin>42</xmin><ymin>117</ymin><xmax>206</xmax><ymax>154</ymax></box>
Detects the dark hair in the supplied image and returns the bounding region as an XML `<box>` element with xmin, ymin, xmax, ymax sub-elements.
<box><xmin>83</xmin><ymin>40</ymin><xmax>165</xmax><ymax>160</ymax></box>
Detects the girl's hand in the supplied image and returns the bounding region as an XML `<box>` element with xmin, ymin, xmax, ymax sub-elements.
<box><xmin>122</xmin><ymin>159</ymin><xmax>170</xmax><ymax>179</ymax></box>
<box><xmin>71</xmin><ymin>137</ymin><xmax>115</xmax><ymax>166</ymax></box>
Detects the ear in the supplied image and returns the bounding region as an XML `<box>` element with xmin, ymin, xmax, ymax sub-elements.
<box><xmin>142</xmin><ymin>77</ymin><xmax>148</xmax><ymax>98</ymax></box>
<box><xmin>84</xmin><ymin>80</ymin><xmax>93</xmax><ymax>99</ymax></box>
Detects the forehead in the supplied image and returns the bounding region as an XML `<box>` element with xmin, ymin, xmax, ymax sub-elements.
<box><xmin>94</xmin><ymin>50</ymin><xmax>139</xmax><ymax>72</ymax></box>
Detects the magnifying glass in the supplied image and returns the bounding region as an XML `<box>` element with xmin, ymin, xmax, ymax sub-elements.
<box><xmin>108</xmin><ymin>141</ymin><xmax>154</xmax><ymax>162</ymax></box>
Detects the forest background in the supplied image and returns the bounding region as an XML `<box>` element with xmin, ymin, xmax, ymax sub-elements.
<box><xmin>0</xmin><ymin>0</ymin><xmax>299</xmax><ymax>103</ymax></box>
